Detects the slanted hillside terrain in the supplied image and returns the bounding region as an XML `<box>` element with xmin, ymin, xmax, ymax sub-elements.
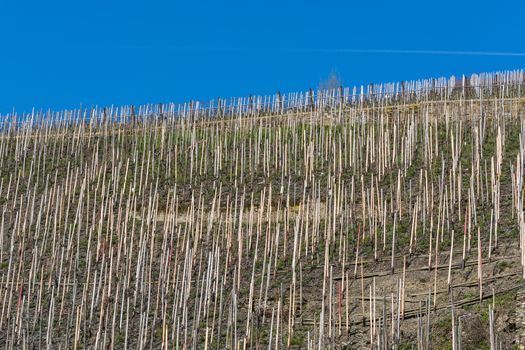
<box><xmin>1</xmin><ymin>70</ymin><xmax>525</xmax><ymax>349</ymax></box>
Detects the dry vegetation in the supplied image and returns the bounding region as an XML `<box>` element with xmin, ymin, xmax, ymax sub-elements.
<box><xmin>1</xmin><ymin>70</ymin><xmax>525</xmax><ymax>349</ymax></box>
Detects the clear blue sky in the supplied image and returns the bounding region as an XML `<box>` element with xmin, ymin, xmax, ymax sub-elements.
<box><xmin>1</xmin><ymin>0</ymin><xmax>524</xmax><ymax>113</ymax></box>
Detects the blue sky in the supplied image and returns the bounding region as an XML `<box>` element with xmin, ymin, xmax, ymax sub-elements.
<box><xmin>1</xmin><ymin>0</ymin><xmax>524</xmax><ymax>113</ymax></box>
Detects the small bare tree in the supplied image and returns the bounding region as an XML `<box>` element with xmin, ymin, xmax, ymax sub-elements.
<box><xmin>318</xmin><ymin>70</ymin><xmax>343</xmax><ymax>91</ymax></box>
